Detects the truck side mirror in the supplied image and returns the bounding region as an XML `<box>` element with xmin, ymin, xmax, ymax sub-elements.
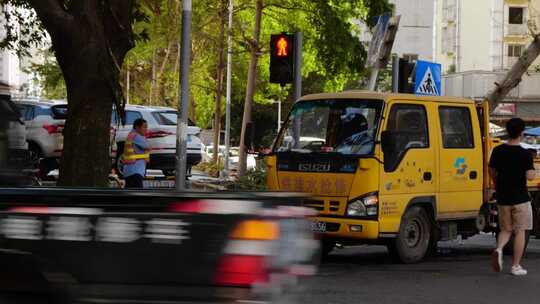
<box><xmin>381</xmin><ymin>130</ymin><xmax>394</xmax><ymax>154</ymax></box>
<box><xmin>244</xmin><ymin>122</ymin><xmax>255</xmax><ymax>152</ymax></box>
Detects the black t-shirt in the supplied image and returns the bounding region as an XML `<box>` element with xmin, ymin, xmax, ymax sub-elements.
<box><xmin>489</xmin><ymin>144</ymin><xmax>535</xmax><ymax>205</ymax></box>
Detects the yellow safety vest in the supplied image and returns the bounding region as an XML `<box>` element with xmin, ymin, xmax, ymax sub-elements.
<box><xmin>123</xmin><ymin>131</ymin><xmax>150</xmax><ymax>164</ymax></box>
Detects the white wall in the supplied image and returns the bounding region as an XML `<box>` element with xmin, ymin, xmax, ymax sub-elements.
<box><xmin>390</xmin><ymin>0</ymin><xmax>435</xmax><ymax>61</ymax></box>
<box><xmin>459</xmin><ymin>0</ymin><xmax>492</xmax><ymax>71</ymax></box>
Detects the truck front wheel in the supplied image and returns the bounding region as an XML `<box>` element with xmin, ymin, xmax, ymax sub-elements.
<box><xmin>388</xmin><ymin>206</ymin><xmax>432</xmax><ymax>263</ymax></box>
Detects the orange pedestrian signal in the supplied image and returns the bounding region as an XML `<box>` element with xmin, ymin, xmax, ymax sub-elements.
<box><xmin>270</xmin><ymin>33</ymin><xmax>295</xmax><ymax>85</ymax></box>
<box><xmin>276</xmin><ymin>37</ymin><xmax>288</xmax><ymax>57</ymax></box>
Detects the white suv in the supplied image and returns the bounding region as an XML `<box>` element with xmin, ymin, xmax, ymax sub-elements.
<box><xmin>114</xmin><ymin>105</ymin><xmax>203</xmax><ymax>176</ymax></box>
<box><xmin>15</xmin><ymin>99</ymin><xmax>117</xmax><ymax>175</ymax></box>
<box><xmin>15</xmin><ymin>99</ymin><xmax>67</xmax><ymax>174</ymax></box>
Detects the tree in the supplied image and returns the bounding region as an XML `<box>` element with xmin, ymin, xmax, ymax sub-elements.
<box><xmin>26</xmin><ymin>49</ymin><xmax>67</xmax><ymax>99</ymax></box>
<box><xmin>238</xmin><ymin>0</ymin><xmax>263</xmax><ymax>177</ymax></box>
<box><xmin>1</xmin><ymin>0</ymin><xmax>143</xmax><ymax>186</ymax></box>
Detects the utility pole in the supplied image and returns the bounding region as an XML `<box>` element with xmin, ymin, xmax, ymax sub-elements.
<box><xmin>223</xmin><ymin>0</ymin><xmax>233</xmax><ymax>178</ymax></box>
<box><xmin>175</xmin><ymin>0</ymin><xmax>192</xmax><ymax>191</ymax></box>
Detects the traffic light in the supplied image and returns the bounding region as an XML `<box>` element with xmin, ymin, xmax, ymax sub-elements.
<box><xmin>398</xmin><ymin>58</ymin><xmax>416</xmax><ymax>93</ymax></box>
<box><xmin>270</xmin><ymin>33</ymin><xmax>295</xmax><ymax>85</ymax></box>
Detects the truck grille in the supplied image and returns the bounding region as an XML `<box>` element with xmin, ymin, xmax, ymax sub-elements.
<box><xmin>303</xmin><ymin>198</ymin><xmax>344</xmax><ymax>215</ymax></box>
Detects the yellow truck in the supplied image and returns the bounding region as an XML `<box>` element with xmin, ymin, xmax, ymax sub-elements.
<box><xmin>264</xmin><ymin>91</ymin><xmax>540</xmax><ymax>263</ymax></box>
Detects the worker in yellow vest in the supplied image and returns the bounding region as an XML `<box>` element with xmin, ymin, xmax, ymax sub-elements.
<box><xmin>122</xmin><ymin>118</ymin><xmax>150</xmax><ymax>188</ymax></box>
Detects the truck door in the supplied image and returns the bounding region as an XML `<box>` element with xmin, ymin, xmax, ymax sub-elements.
<box><xmin>379</xmin><ymin>102</ymin><xmax>437</xmax><ymax>232</ymax></box>
<box><xmin>437</xmin><ymin>105</ymin><xmax>483</xmax><ymax>219</ymax></box>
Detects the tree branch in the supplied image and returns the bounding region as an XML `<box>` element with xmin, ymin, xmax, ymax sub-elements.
<box><xmin>28</xmin><ymin>0</ymin><xmax>73</xmax><ymax>33</ymax></box>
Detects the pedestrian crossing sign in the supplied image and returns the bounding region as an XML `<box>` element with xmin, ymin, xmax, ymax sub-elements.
<box><xmin>414</xmin><ymin>60</ymin><xmax>441</xmax><ymax>96</ymax></box>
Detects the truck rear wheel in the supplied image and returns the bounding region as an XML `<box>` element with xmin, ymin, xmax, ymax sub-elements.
<box><xmin>388</xmin><ymin>206</ymin><xmax>431</xmax><ymax>263</ymax></box>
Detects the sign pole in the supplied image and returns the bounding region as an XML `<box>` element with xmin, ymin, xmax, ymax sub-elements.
<box><xmin>391</xmin><ymin>54</ymin><xmax>399</xmax><ymax>93</ymax></box>
<box><xmin>175</xmin><ymin>0</ymin><xmax>192</xmax><ymax>191</ymax></box>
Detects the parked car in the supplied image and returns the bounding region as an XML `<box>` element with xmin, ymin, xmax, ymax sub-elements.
<box><xmin>114</xmin><ymin>105</ymin><xmax>202</xmax><ymax>176</ymax></box>
<box><xmin>0</xmin><ymin>93</ymin><xmax>37</xmax><ymax>186</ymax></box>
<box><xmin>203</xmin><ymin>145</ymin><xmax>256</xmax><ymax>171</ymax></box>
<box><xmin>14</xmin><ymin>99</ymin><xmax>117</xmax><ymax>176</ymax></box>
<box><xmin>228</xmin><ymin>147</ymin><xmax>257</xmax><ymax>171</ymax></box>
<box><xmin>202</xmin><ymin>144</ymin><xmax>226</xmax><ymax>163</ymax></box>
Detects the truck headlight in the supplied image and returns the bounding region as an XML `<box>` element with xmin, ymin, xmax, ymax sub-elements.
<box><xmin>363</xmin><ymin>195</ymin><xmax>378</xmax><ymax>216</ymax></box>
<box><xmin>347</xmin><ymin>200</ymin><xmax>367</xmax><ymax>216</ymax></box>
<box><xmin>346</xmin><ymin>193</ymin><xmax>378</xmax><ymax>218</ymax></box>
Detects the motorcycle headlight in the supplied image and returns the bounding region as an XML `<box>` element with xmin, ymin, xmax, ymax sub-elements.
<box><xmin>347</xmin><ymin>200</ymin><xmax>367</xmax><ymax>217</ymax></box>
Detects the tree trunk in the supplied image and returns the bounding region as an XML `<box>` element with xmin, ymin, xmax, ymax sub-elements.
<box><xmin>156</xmin><ymin>42</ymin><xmax>173</xmax><ymax>102</ymax></box>
<box><xmin>150</xmin><ymin>48</ymin><xmax>157</xmax><ymax>105</ymax></box>
<box><xmin>239</xmin><ymin>0</ymin><xmax>263</xmax><ymax>177</ymax></box>
<box><xmin>487</xmin><ymin>33</ymin><xmax>540</xmax><ymax>112</ymax></box>
<box><xmin>30</xmin><ymin>0</ymin><xmax>135</xmax><ymax>187</ymax></box>
<box><xmin>212</xmin><ymin>0</ymin><xmax>227</xmax><ymax>166</ymax></box>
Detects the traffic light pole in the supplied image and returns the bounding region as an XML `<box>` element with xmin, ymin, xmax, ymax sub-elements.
<box><xmin>175</xmin><ymin>0</ymin><xmax>192</xmax><ymax>191</ymax></box>
<box><xmin>292</xmin><ymin>32</ymin><xmax>302</xmax><ymax>148</ymax></box>
<box><xmin>293</xmin><ymin>32</ymin><xmax>302</xmax><ymax>101</ymax></box>
<box><xmin>277</xmin><ymin>86</ymin><xmax>282</xmax><ymax>134</ymax></box>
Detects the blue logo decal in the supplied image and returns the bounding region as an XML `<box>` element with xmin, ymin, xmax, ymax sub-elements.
<box><xmin>453</xmin><ymin>157</ymin><xmax>467</xmax><ymax>175</ymax></box>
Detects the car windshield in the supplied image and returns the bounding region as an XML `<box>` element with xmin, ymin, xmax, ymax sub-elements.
<box><xmin>274</xmin><ymin>99</ymin><xmax>383</xmax><ymax>155</ymax></box>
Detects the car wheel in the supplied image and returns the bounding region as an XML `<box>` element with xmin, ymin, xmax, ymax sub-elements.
<box><xmin>387</xmin><ymin>206</ymin><xmax>431</xmax><ymax>263</ymax></box>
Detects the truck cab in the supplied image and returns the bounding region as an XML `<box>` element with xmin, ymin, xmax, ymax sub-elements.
<box><xmin>265</xmin><ymin>91</ymin><xmax>525</xmax><ymax>263</ymax></box>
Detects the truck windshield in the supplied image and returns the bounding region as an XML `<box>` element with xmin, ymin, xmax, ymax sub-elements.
<box><xmin>274</xmin><ymin>99</ymin><xmax>382</xmax><ymax>155</ymax></box>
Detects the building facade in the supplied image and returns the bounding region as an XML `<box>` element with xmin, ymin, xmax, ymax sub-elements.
<box><xmin>436</xmin><ymin>0</ymin><xmax>540</xmax><ymax>73</ymax></box>
<box><xmin>389</xmin><ymin>0</ymin><xmax>436</xmax><ymax>62</ymax></box>
<box><xmin>436</xmin><ymin>0</ymin><xmax>540</xmax><ymax>124</ymax></box>
<box><xmin>0</xmin><ymin>5</ymin><xmax>41</xmax><ymax>97</ymax></box>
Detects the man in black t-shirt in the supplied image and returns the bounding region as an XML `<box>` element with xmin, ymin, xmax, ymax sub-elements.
<box><xmin>489</xmin><ymin>118</ymin><xmax>536</xmax><ymax>276</ymax></box>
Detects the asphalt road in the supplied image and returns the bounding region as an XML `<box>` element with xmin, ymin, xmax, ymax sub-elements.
<box><xmin>295</xmin><ymin>234</ymin><xmax>540</xmax><ymax>304</ymax></box>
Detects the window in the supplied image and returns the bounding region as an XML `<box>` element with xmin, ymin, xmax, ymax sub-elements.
<box><xmin>51</xmin><ymin>105</ymin><xmax>68</xmax><ymax>120</ymax></box>
<box><xmin>34</xmin><ymin>106</ymin><xmax>53</xmax><ymax>118</ymax></box>
<box><xmin>439</xmin><ymin>107</ymin><xmax>474</xmax><ymax>149</ymax></box>
<box><xmin>274</xmin><ymin>99</ymin><xmax>383</xmax><ymax>156</ymax></box>
<box><xmin>151</xmin><ymin>111</ymin><xmax>196</xmax><ymax>126</ymax></box>
<box><xmin>124</xmin><ymin>111</ymin><xmax>143</xmax><ymax>125</ymax></box>
<box><xmin>383</xmin><ymin>104</ymin><xmax>429</xmax><ymax>172</ymax></box>
<box><xmin>17</xmin><ymin>105</ymin><xmax>34</xmax><ymax>121</ymax></box>
<box><xmin>508</xmin><ymin>44</ymin><xmax>523</xmax><ymax>57</ymax></box>
<box><xmin>509</xmin><ymin>7</ymin><xmax>524</xmax><ymax>24</ymax></box>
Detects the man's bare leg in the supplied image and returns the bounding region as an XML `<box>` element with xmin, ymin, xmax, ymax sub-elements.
<box><xmin>512</xmin><ymin>230</ymin><xmax>525</xmax><ymax>266</ymax></box>
<box><xmin>497</xmin><ymin>230</ymin><xmax>512</xmax><ymax>251</ymax></box>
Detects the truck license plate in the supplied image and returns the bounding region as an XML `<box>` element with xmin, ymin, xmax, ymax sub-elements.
<box><xmin>311</xmin><ymin>221</ymin><xmax>327</xmax><ymax>233</ymax></box>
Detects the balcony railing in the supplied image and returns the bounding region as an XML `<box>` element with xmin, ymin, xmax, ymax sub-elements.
<box><xmin>506</xmin><ymin>23</ymin><xmax>528</xmax><ymax>36</ymax></box>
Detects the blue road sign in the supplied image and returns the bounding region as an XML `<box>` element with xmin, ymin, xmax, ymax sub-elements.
<box><xmin>414</xmin><ymin>60</ymin><xmax>441</xmax><ymax>96</ymax></box>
